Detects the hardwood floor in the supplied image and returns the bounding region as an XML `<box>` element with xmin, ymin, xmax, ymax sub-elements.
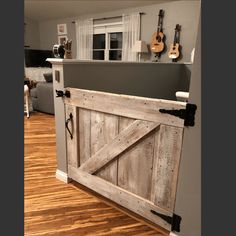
<box><xmin>24</xmin><ymin>112</ymin><xmax>168</xmax><ymax>236</ymax></box>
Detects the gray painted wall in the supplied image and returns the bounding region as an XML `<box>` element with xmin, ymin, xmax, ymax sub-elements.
<box><xmin>24</xmin><ymin>17</ymin><xmax>40</xmax><ymax>49</ymax></box>
<box><xmin>174</xmin><ymin>12</ymin><xmax>201</xmax><ymax>236</ymax></box>
<box><xmin>63</xmin><ymin>62</ymin><xmax>191</xmax><ymax>100</ymax></box>
<box><xmin>39</xmin><ymin>17</ymin><xmax>77</xmax><ymax>58</ymax></box>
<box><xmin>38</xmin><ymin>1</ymin><xmax>200</xmax><ymax>62</ymax></box>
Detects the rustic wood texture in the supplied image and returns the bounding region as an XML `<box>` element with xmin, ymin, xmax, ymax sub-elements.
<box><xmin>79</xmin><ymin>108</ymin><xmax>91</xmax><ymax>165</ymax></box>
<box><xmin>64</xmin><ymin>88</ymin><xmax>185</xmax><ymax>231</ymax></box>
<box><xmin>150</xmin><ymin>125</ymin><xmax>184</xmax><ymax>212</ymax></box>
<box><xmin>90</xmin><ymin>111</ymin><xmax>119</xmax><ymax>184</ymax></box>
<box><xmin>65</xmin><ymin>88</ymin><xmax>186</xmax><ymax>127</ymax></box>
<box><xmin>118</xmin><ymin>117</ymin><xmax>156</xmax><ymax>200</ymax></box>
<box><xmin>69</xmin><ymin>167</ymin><xmax>172</xmax><ymax>231</ymax></box>
<box><xmin>25</xmin><ymin>112</ymin><xmax>168</xmax><ymax>236</ymax></box>
<box><xmin>79</xmin><ymin>119</ymin><xmax>160</xmax><ymax>175</ymax></box>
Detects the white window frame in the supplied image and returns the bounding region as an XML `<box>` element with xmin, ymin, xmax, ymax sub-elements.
<box><xmin>93</xmin><ymin>22</ymin><xmax>123</xmax><ymax>61</ymax></box>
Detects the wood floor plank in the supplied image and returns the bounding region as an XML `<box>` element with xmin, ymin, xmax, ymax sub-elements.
<box><xmin>24</xmin><ymin>112</ymin><xmax>168</xmax><ymax>236</ymax></box>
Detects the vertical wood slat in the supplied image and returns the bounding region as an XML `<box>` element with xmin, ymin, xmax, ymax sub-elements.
<box><xmin>150</xmin><ymin>125</ymin><xmax>184</xmax><ymax>211</ymax></box>
<box><xmin>91</xmin><ymin>111</ymin><xmax>119</xmax><ymax>185</ymax></box>
<box><xmin>79</xmin><ymin>108</ymin><xmax>91</xmax><ymax>165</ymax></box>
<box><xmin>118</xmin><ymin>117</ymin><xmax>156</xmax><ymax>200</ymax></box>
<box><xmin>65</xmin><ymin>105</ymin><xmax>79</xmax><ymax>168</ymax></box>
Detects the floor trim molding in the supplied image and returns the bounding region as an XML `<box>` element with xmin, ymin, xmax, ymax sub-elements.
<box><xmin>56</xmin><ymin>169</ymin><xmax>71</xmax><ymax>183</ymax></box>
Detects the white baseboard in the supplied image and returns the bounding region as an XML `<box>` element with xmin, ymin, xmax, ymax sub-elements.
<box><xmin>169</xmin><ymin>232</ymin><xmax>179</xmax><ymax>236</ymax></box>
<box><xmin>55</xmin><ymin>169</ymin><xmax>71</xmax><ymax>183</ymax></box>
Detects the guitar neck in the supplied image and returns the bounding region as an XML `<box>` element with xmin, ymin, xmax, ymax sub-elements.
<box><xmin>156</xmin><ymin>10</ymin><xmax>164</xmax><ymax>33</ymax></box>
<box><xmin>173</xmin><ymin>25</ymin><xmax>181</xmax><ymax>45</ymax></box>
<box><xmin>173</xmin><ymin>32</ymin><xmax>177</xmax><ymax>45</ymax></box>
<box><xmin>157</xmin><ymin>19</ymin><xmax>163</xmax><ymax>33</ymax></box>
<box><xmin>175</xmin><ymin>31</ymin><xmax>180</xmax><ymax>44</ymax></box>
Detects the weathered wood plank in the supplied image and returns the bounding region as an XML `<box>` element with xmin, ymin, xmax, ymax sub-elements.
<box><xmin>119</xmin><ymin>117</ymin><xmax>135</xmax><ymax>131</ymax></box>
<box><xmin>118</xmin><ymin>117</ymin><xmax>156</xmax><ymax>200</ymax></box>
<box><xmin>68</xmin><ymin>166</ymin><xmax>172</xmax><ymax>231</ymax></box>
<box><xmin>65</xmin><ymin>105</ymin><xmax>79</xmax><ymax>168</ymax></box>
<box><xmin>90</xmin><ymin>111</ymin><xmax>118</xmax><ymax>184</ymax></box>
<box><xmin>118</xmin><ymin>131</ymin><xmax>156</xmax><ymax>200</ymax></box>
<box><xmin>65</xmin><ymin>88</ymin><xmax>186</xmax><ymax>127</ymax></box>
<box><xmin>79</xmin><ymin>108</ymin><xmax>91</xmax><ymax>165</ymax></box>
<box><xmin>79</xmin><ymin>120</ymin><xmax>160</xmax><ymax>174</ymax></box>
<box><xmin>150</xmin><ymin>125</ymin><xmax>184</xmax><ymax>211</ymax></box>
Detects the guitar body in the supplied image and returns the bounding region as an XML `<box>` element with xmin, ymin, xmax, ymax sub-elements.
<box><xmin>168</xmin><ymin>43</ymin><xmax>180</xmax><ymax>59</ymax></box>
<box><xmin>168</xmin><ymin>24</ymin><xmax>181</xmax><ymax>61</ymax></box>
<box><xmin>150</xmin><ymin>31</ymin><xmax>165</xmax><ymax>53</ymax></box>
<box><xmin>151</xmin><ymin>9</ymin><xmax>165</xmax><ymax>56</ymax></box>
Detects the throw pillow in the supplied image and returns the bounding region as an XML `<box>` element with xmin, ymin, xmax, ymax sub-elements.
<box><xmin>43</xmin><ymin>73</ymin><xmax>53</xmax><ymax>83</ymax></box>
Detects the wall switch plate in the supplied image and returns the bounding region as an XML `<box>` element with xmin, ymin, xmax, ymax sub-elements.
<box><xmin>55</xmin><ymin>70</ymin><xmax>60</xmax><ymax>82</ymax></box>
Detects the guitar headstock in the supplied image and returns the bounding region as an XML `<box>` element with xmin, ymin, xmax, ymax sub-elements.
<box><xmin>158</xmin><ymin>9</ymin><xmax>164</xmax><ymax>17</ymax></box>
<box><xmin>175</xmin><ymin>24</ymin><xmax>181</xmax><ymax>32</ymax></box>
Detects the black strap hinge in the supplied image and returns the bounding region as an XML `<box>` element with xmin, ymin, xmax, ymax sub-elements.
<box><xmin>55</xmin><ymin>89</ymin><xmax>71</xmax><ymax>98</ymax></box>
<box><xmin>159</xmin><ymin>103</ymin><xmax>197</xmax><ymax>127</ymax></box>
<box><xmin>150</xmin><ymin>210</ymin><xmax>182</xmax><ymax>232</ymax></box>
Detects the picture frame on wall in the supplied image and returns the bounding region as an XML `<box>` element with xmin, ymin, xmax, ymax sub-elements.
<box><xmin>58</xmin><ymin>35</ymin><xmax>68</xmax><ymax>45</ymax></box>
<box><xmin>57</xmin><ymin>23</ymin><xmax>67</xmax><ymax>35</ymax></box>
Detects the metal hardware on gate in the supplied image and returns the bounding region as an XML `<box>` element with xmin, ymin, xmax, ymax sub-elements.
<box><xmin>159</xmin><ymin>103</ymin><xmax>197</xmax><ymax>127</ymax></box>
<box><xmin>150</xmin><ymin>210</ymin><xmax>182</xmax><ymax>232</ymax></box>
<box><xmin>65</xmin><ymin>113</ymin><xmax>73</xmax><ymax>139</ymax></box>
<box><xmin>55</xmin><ymin>89</ymin><xmax>71</xmax><ymax>98</ymax></box>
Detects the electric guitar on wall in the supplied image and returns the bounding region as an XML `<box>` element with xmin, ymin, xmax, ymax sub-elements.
<box><xmin>168</xmin><ymin>24</ymin><xmax>181</xmax><ymax>60</ymax></box>
<box><xmin>150</xmin><ymin>9</ymin><xmax>165</xmax><ymax>54</ymax></box>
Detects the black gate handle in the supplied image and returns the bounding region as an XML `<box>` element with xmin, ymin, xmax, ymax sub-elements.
<box><xmin>65</xmin><ymin>113</ymin><xmax>73</xmax><ymax>139</ymax></box>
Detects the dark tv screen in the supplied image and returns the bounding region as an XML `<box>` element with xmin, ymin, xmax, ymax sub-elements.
<box><xmin>24</xmin><ymin>49</ymin><xmax>54</xmax><ymax>67</ymax></box>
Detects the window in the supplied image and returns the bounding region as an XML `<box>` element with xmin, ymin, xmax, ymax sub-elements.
<box><xmin>109</xmin><ymin>32</ymin><xmax>122</xmax><ymax>60</ymax></box>
<box><xmin>93</xmin><ymin>34</ymin><xmax>105</xmax><ymax>60</ymax></box>
<box><xmin>93</xmin><ymin>23</ymin><xmax>123</xmax><ymax>61</ymax></box>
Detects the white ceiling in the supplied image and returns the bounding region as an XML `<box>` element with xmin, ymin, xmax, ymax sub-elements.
<box><xmin>25</xmin><ymin>0</ymin><xmax>175</xmax><ymax>22</ymax></box>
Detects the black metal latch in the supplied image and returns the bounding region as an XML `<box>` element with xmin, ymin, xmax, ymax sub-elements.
<box><xmin>150</xmin><ymin>210</ymin><xmax>182</xmax><ymax>232</ymax></box>
<box><xmin>159</xmin><ymin>103</ymin><xmax>197</xmax><ymax>127</ymax></box>
<box><xmin>55</xmin><ymin>89</ymin><xmax>71</xmax><ymax>98</ymax></box>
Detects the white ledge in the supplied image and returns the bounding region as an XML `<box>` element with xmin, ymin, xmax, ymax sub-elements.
<box><xmin>46</xmin><ymin>58</ymin><xmax>192</xmax><ymax>66</ymax></box>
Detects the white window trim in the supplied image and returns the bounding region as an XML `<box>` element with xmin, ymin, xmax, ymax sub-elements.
<box><xmin>93</xmin><ymin>22</ymin><xmax>123</xmax><ymax>28</ymax></box>
<box><xmin>93</xmin><ymin>22</ymin><xmax>123</xmax><ymax>61</ymax></box>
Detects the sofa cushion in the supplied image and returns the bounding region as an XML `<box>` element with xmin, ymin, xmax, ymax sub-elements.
<box><xmin>43</xmin><ymin>73</ymin><xmax>53</xmax><ymax>83</ymax></box>
<box><xmin>30</xmin><ymin>87</ymin><xmax>37</xmax><ymax>98</ymax></box>
<box><xmin>36</xmin><ymin>82</ymin><xmax>54</xmax><ymax>114</ymax></box>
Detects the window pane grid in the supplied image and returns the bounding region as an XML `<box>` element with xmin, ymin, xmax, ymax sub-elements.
<box><xmin>93</xmin><ymin>34</ymin><xmax>105</xmax><ymax>49</ymax></box>
<box><xmin>109</xmin><ymin>32</ymin><xmax>122</xmax><ymax>50</ymax></box>
<box><xmin>93</xmin><ymin>28</ymin><xmax>122</xmax><ymax>61</ymax></box>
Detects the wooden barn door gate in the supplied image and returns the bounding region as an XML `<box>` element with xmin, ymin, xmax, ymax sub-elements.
<box><xmin>60</xmin><ymin>87</ymin><xmax>196</xmax><ymax>232</ymax></box>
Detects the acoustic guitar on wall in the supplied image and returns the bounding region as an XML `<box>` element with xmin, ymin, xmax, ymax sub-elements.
<box><xmin>151</xmin><ymin>9</ymin><xmax>165</xmax><ymax>54</ymax></box>
<box><xmin>168</xmin><ymin>24</ymin><xmax>181</xmax><ymax>61</ymax></box>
